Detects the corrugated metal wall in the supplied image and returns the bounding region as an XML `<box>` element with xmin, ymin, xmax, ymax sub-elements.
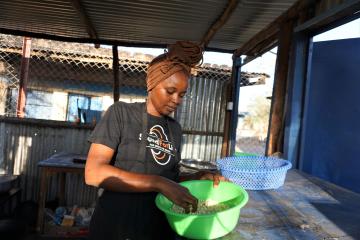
<box><xmin>0</xmin><ymin>32</ymin><xmax>232</xmax><ymax>206</ymax></box>
<box><xmin>178</xmin><ymin>76</ymin><xmax>228</xmax><ymax>162</ymax></box>
<box><xmin>0</xmin><ymin>120</ymin><xmax>97</xmax><ymax>206</ymax></box>
<box><xmin>0</xmin><ymin>73</ymin><xmax>229</xmax><ymax>206</ymax></box>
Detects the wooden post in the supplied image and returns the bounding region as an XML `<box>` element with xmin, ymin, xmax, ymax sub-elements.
<box><xmin>16</xmin><ymin>37</ymin><xmax>31</xmax><ymax>117</ymax></box>
<box><xmin>229</xmin><ymin>57</ymin><xmax>242</xmax><ymax>156</ymax></box>
<box><xmin>112</xmin><ymin>45</ymin><xmax>120</xmax><ymax>102</ymax></box>
<box><xmin>221</xmin><ymin>57</ymin><xmax>241</xmax><ymax>157</ymax></box>
<box><xmin>221</xmin><ymin>84</ymin><xmax>232</xmax><ymax>157</ymax></box>
<box><xmin>282</xmin><ymin>7</ymin><xmax>313</xmax><ymax>165</ymax></box>
<box><xmin>58</xmin><ymin>173</ymin><xmax>66</xmax><ymax>206</ymax></box>
<box><xmin>266</xmin><ymin>20</ymin><xmax>294</xmax><ymax>156</ymax></box>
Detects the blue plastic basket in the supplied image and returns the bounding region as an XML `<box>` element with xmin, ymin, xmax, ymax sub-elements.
<box><xmin>216</xmin><ymin>156</ymin><xmax>292</xmax><ymax>190</ymax></box>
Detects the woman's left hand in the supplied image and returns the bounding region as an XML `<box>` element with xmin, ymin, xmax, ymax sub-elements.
<box><xmin>197</xmin><ymin>171</ymin><xmax>228</xmax><ymax>187</ymax></box>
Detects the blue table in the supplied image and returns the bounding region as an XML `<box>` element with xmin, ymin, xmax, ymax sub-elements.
<box><xmin>221</xmin><ymin>170</ymin><xmax>360</xmax><ymax>239</ymax></box>
<box><xmin>36</xmin><ymin>153</ymin><xmax>360</xmax><ymax>239</ymax></box>
<box><xmin>36</xmin><ymin>152</ymin><xmax>87</xmax><ymax>234</ymax></box>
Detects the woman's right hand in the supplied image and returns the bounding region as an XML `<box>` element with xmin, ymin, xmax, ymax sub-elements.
<box><xmin>157</xmin><ymin>178</ymin><xmax>198</xmax><ymax>213</ymax></box>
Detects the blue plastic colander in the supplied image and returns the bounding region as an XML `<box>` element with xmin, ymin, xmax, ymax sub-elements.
<box><xmin>216</xmin><ymin>156</ymin><xmax>292</xmax><ymax>190</ymax></box>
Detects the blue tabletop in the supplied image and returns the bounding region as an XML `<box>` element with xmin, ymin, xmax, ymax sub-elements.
<box><xmin>38</xmin><ymin>152</ymin><xmax>87</xmax><ymax>169</ymax></box>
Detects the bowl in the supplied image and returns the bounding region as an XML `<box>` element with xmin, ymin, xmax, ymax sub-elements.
<box><xmin>179</xmin><ymin>159</ymin><xmax>217</xmax><ymax>171</ymax></box>
<box><xmin>217</xmin><ymin>156</ymin><xmax>292</xmax><ymax>190</ymax></box>
<box><xmin>155</xmin><ymin>180</ymin><xmax>248</xmax><ymax>239</ymax></box>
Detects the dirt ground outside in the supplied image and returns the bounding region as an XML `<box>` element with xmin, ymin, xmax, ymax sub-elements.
<box><xmin>236</xmin><ymin>136</ymin><xmax>266</xmax><ymax>155</ymax></box>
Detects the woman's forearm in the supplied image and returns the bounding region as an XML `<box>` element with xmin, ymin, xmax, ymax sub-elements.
<box><xmin>85</xmin><ymin>143</ymin><xmax>199</xmax><ymax>208</ymax></box>
<box><xmin>85</xmin><ymin>143</ymin><xmax>168</xmax><ymax>193</ymax></box>
<box><xmin>85</xmin><ymin>163</ymin><xmax>167</xmax><ymax>192</ymax></box>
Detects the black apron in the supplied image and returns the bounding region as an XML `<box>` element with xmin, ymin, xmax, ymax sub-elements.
<box><xmin>88</xmin><ymin>106</ymin><xmax>179</xmax><ymax>240</ymax></box>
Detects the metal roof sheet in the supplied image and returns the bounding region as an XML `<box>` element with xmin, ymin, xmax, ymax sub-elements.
<box><xmin>211</xmin><ymin>0</ymin><xmax>297</xmax><ymax>50</ymax></box>
<box><xmin>0</xmin><ymin>0</ymin><xmax>299</xmax><ymax>52</ymax></box>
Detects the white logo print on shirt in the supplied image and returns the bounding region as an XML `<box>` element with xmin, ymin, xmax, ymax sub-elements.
<box><xmin>141</xmin><ymin>124</ymin><xmax>174</xmax><ymax>165</ymax></box>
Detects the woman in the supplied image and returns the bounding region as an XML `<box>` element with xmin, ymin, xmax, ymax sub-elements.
<box><xmin>85</xmin><ymin>41</ymin><xmax>226</xmax><ymax>240</ymax></box>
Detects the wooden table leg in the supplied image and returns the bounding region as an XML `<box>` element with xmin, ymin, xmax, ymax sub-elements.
<box><xmin>36</xmin><ymin>168</ymin><xmax>49</xmax><ymax>233</ymax></box>
<box><xmin>59</xmin><ymin>172</ymin><xmax>66</xmax><ymax>206</ymax></box>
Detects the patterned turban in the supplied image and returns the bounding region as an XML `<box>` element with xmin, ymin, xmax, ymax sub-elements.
<box><xmin>146</xmin><ymin>41</ymin><xmax>203</xmax><ymax>91</ymax></box>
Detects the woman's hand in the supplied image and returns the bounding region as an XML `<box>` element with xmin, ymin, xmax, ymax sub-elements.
<box><xmin>157</xmin><ymin>178</ymin><xmax>198</xmax><ymax>213</ymax></box>
<box><xmin>197</xmin><ymin>171</ymin><xmax>228</xmax><ymax>187</ymax></box>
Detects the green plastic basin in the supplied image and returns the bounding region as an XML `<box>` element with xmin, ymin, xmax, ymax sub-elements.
<box><xmin>155</xmin><ymin>180</ymin><xmax>248</xmax><ymax>239</ymax></box>
<box><xmin>234</xmin><ymin>152</ymin><xmax>258</xmax><ymax>157</ymax></box>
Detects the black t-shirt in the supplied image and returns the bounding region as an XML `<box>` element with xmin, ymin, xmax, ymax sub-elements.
<box><xmin>88</xmin><ymin>101</ymin><xmax>182</xmax><ymax>180</ymax></box>
<box><xmin>87</xmin><ymin>101</ymin><xmax>181</xmax><ymax>240</ymax></box>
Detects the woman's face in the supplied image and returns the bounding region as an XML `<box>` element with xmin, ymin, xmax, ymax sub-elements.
<box><xmin>148</xmin><ymin>71</ymin><xmax>189</xmax><ymax>116</ymax></box>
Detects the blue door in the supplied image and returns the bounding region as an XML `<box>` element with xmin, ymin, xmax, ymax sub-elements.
<box><xmin>300</xmin><ymin>38</ymin><xmax>360</xmax><ymax>193</ymax></box>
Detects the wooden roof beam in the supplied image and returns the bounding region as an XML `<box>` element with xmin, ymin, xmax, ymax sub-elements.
<box><xmin>295</xmin><ymin>0</ymin><xmax>360</xmax><ymax>33</ymax></box>
<box><xmin>233</xmin><ymin>0</ymin><xmax>315</xmax><ymax>57</ymax></box>
<box><xmin>71</xmin><ymin>0</ymin><xmax>100</xmax><ymax>48</ymax></box>
<box><xmin>201</xmin><ymin>0</ymin><xmax>240</xmax><ymax>47</ymax></box>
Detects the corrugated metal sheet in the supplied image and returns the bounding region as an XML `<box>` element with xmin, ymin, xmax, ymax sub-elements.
<box><xmin>211</xmin><ymin>0</ymin><xmax>298</xmax><ymax>50</ymax></box>
<box><xmin>181</xmin><ymin>135</ymin><xmax>224</xmax><ymax>163</ymax></box>
<box><xmin>0</xmin><ymin>0</ymin><xmax>299</xmax><ymax>52</ymax></box>
<box><xmin>0</xmin><ymin>108</ymin><xmax>227</xmax><ymax>207</ymax></box>
<box><xmin>178</xmin><ymin>75</ymin><xmax>229</xmax><ymax>163</ymax></box>
<box><xmin>0</xmin><ymin>121</ymin><xmax>97</xmax><ymax>206</ymax></box>
<box><xmin>0</xmin><ymin>0</ymin><xmax>87</xmax><ymax>39</ymax></box>
<box><xmin>82</xmin><ymin>0</ymin><xmax>228</xmax><ymax>44</ymax></box>
<box><xmin>0</xmin><ymin>73</ymin><xmax>229</xmax><ymax>205</ymax></box>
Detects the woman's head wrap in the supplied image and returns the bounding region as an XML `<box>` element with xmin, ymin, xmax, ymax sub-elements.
<box><xmin>146</xmin><ymin>41</ymin><xmax>203</xmax><ymax>91</ymax></box>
